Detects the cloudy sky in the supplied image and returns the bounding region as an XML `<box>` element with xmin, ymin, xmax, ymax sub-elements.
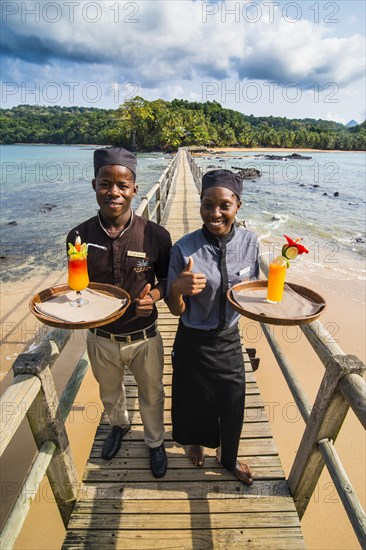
<box><xmin>1</xmin><ymin>0</ymin><xmax>365</xmax><ymax>123</ymax></box>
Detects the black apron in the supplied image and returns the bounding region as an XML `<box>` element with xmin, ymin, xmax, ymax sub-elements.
<box><xmin>171</xmin><ymin>321</ymin><xmax>245</xmax><ymax>471</ymax></box>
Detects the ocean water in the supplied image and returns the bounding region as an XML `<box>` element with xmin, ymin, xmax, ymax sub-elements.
<box><xmin>0</xmin><ymin>145</ymin><xmax>172</xmax><ymax>281</ymax></box>
<box><xmin>196</xmin><ymin>151</ymin><xmax>366</xmax><ymax>284</ymax></box>
<box><xmin>1</xmin><ymin>145</ymin><xmax>365</xmax><ymax>285</ymax></box>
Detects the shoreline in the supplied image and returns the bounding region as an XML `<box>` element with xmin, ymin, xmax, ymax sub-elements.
<box><xmin>210</xmin><ymin>147</ymin><xmax>364</xmax><ymax>154</ymax></box>
<box><xmin>0</xmin><ymin>143</ymin><xmax>106</xmax><ymax>147</ymax></box>
<box><xmin>1</xmin><ymin>143</ymin><xmax>364</xmax><ymax>154</ymax></box>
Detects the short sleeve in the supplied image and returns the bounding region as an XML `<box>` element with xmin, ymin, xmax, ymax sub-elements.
<box><xmin>155</xmin><ymin>228</ymin><xmax>172</xmax><ymax>281</ymax></box>
<box><xmin>166</xmin><ymin>245</ymin><xmax>186</xmax><ymax>298</ymax></box>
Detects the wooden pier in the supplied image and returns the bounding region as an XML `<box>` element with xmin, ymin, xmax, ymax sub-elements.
<box><xmin>1</xmin><ymin>149</ymin><xmax>365</xmax><ymax>549</ymax></box>
<box><xmin>62</xmin><ymin>150</ymin><xmax>305</xmax><ymax>549</ymax></box>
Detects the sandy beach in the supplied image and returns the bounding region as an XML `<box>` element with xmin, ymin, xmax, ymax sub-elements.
<box><xmin>210</xmin><ymin>147</ymin><xmax>362</xmax><ymax>153</ymax></box>
<box><xmin>0</xmin><ymin>256</ymin><xmax>364</xmax><ymax>549</ymax></box>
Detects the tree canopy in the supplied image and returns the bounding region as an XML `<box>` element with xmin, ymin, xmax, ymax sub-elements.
<box><xmin>1</xmin><ymin>99</ymin><xmax>365</xmax><ymax>151</ymax></box>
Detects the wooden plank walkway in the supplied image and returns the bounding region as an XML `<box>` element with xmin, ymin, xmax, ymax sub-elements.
<box><xmin>62</xmin><ymin>151</ymin><xmax>305</xmax><ymax>549</ymax></box>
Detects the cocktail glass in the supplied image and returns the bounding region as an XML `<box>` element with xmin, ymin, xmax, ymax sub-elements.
<box><xmin>267</xmin><ymin>256</ymin><xmax>287</xmax><ymax>303</ymax></box>
<box><xmin>68</xmin><ymin>254</ymin><xmax>89</xmax><ymax>307</ymax></box>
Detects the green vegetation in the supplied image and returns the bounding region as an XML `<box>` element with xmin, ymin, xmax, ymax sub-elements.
<box><xmin>1</xmin><ymin>98</ymin><xmax>365</xmax><ymax>150</ymax></box>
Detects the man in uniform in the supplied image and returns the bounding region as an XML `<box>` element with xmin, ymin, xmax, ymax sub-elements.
<box><xmin>67</xmin><ymin>147</ymin><xmax>171</xmax><ymax>478</ymax></box>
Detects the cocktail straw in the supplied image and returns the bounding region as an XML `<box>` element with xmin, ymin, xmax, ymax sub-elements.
<box><xmin>87</xmin><ymin>243</ymin><xmax>107</xmax><ymax>251</ymax></box>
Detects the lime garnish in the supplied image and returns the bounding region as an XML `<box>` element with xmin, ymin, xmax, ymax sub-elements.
<box><xmin>68</xmin><ymin>242</ymin><xmax>87</xmax><ymax>259</ymax></box>
<box><xmin>282</xmin><ymin>245</ymin><xmax>299</xmax><ymax>260</ymax></box>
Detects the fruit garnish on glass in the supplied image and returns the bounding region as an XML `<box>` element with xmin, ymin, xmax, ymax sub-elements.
<box><xmin>67</xmin><ymin>231</ymin><xmax>89</xmax><ymax>307</ymax></box>
<box><xmin>267</xmin><ymin>235</ymin><xmax>308</xmax><ymax>304</ymax></box>
<box><xmin>281</xmin><ymin>235</ymin><xmax>309</xmax><ymax>263</ymax></box>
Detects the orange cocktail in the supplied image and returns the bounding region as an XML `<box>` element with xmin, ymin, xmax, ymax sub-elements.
<box><xmin>68</xmin><ymin>256</ymin><xmax>89</xmax><ymax>291</ymax></box>
<box><xmin>67</xmin><ymin>235</ymin><xmax>89</xmax><ymax>307</ymax></box>
<box><xmin>267</xmin><ymin>256</ymin><xmax>287</xmax><ymax>303</ymax></box>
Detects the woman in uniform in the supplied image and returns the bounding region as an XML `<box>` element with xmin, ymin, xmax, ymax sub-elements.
<box><xmin>166</xmin><ymin>169</ymin><xmax>260</xmax><ymax>485</ymax></box>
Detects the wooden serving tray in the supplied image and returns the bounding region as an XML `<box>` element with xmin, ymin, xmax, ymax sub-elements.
<box><xmin>227</xmin><ymin>280</ymin><xmax>326</xmax><ymax>326</ymax></box>
<box><xmin>29</xmin><ymin>282</ymin><xmax>131</xmax><ymax>330</ymax></box>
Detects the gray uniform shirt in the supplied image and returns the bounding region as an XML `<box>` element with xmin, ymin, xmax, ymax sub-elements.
<box><xmin>166</xmin><ymin>225</ymin><xmax>260</xmax><ymax>330</ymax></box>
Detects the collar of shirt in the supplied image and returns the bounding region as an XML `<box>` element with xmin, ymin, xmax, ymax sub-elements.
<box><xmin>201</xmin><ymin>223</ymin><xmax>236</xmax><ymax>247</ymax></box>
<box><xmin>97</xmin><ymin>210</ymin><xmax>134</xmax><ymax>239</ymax></box>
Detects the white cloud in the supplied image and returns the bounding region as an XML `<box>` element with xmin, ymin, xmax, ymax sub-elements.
<box><xmin>327</xmin><ymin>112</ymin><xmax>347</xmax><ymax>124</ymax></box>
<box><xmin>2</xmin><ymin>1</ymin><xmax>365</xmax><ymax>88</ymax></box>
<box><xmin>1</xmin><ymin>1</ymin><xmax>365</xmax><ymax>120</ymax></box>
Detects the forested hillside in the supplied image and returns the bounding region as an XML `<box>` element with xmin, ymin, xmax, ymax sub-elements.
<box><xmin>1</xmin><ymin>98</ymin><xmax>365</xmax><ymax>150</ymax></box>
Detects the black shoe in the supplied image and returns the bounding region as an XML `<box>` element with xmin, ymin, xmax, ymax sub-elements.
<box><xmin>102</xmin><ymin>424</ymin><xmax>131</xmax><ymax>460</ymax></box>
<box><xmin>149</xmin><ymin>443</ymin><xmax>167</xmax><ymax>478</ymax></box>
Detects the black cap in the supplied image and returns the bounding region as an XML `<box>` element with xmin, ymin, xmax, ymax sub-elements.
<box><xmin>201</xmin><ymin>169</ymin><xmax>243</xmax><ymax>199</ymax></box>
<box><xmin>94</xmin><ymin>147</ymin><xmax>137</xmax><ymax>177</ymax></box>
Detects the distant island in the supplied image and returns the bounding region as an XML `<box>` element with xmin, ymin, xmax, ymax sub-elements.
<box><xmin>1</xmin><ymin>97</ymin><xmax>365</xmax><ymax>151</ymax></box>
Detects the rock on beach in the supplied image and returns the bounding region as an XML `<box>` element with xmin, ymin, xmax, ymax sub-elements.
<box><xmin>231</xmin><ymin>167</ymin><xmax>262</xmax><ymax>178</ymax></box>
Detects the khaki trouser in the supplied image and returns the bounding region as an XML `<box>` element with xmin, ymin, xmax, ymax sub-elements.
<box><xmin>87</xmin><ymin>329</ymin><xmax>165</xmax><ymax>448</ymax></box>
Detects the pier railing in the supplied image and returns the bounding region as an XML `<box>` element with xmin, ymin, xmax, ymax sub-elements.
<box><xmin>0</xmin><ymin>328</ymin><xmax>82</xmax><ymax>549</ymax></box>
<box><xmin>135</xmin><ymin>152</ymin><xmax>180</xmax><ymax>222</ymax></box>
<box><xmin>186</xmin><ymin>148</ymin><xmax>203</xmax><ymax>191</ymax></box>
<box><xmin>260</xmin><ymin>256</ymin><xmax>366</xmax><ymax>547</ymax></box>
<box><xmin>0</xmin><ymin>151</ymin><xmax>180</xmax><ymax>550</ymax></box>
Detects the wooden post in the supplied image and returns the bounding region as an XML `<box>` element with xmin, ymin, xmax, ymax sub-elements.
<box><xmin>161</xmin><ymin>180</ymin><xmax>167</xmax><ymax>210</ymax></box>
<box><xmin>288</xmin><ymin>354</ymin><xmax>365</xmax><ymax>518</ymax></box>
<box><xmin>156</xmin><ymin>186</ymin><xmax>161</xmax><ymax>224</ymax></box>
<box><xmin>13</xmin><ymin>355</ymin><xmax>79</xmax><ymax>527</ymax></box>
<box><xmin>338</xmin><ymin>373</ymin><xmax>366</xmax><ymax>429</ymax></box>
<box><xmin>2</xmin><ymin>326</ymin><xmax>71</xmax><ymax>458</ymax></box>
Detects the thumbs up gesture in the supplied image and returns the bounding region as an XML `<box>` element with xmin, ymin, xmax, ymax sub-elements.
<box><xmin>135</xmin><ymin>283</ymin><xmax>154</xmax><ymax>317</ymax></box>
<box><xmin>139</xmin><ymin>283</ymin><xmax>151</xmax><ymax>300</ymax></box>
<box><xmin>183</xmin><ymin>256</ymin><xmax>194</xmax><ymax>273</ymax></box>
<box><xmin>173</xmin><ymin>256</ymin><xmax>207</xmax><ymax>296</ymax></box>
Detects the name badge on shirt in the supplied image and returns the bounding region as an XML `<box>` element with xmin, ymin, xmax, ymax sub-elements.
<box><xmin>127</xmin><ymin>250</ymin><xmax>146</xmax><ymax>259</ymax></box>
<box><xmin>238</xmin><ymin>266</ymin><xmax>251</xmax><ymax>277</ymax></box>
